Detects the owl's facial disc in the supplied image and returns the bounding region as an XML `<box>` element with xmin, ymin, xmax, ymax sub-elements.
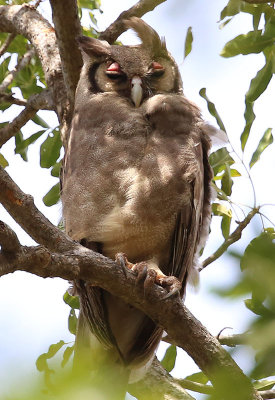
<box><xmin>131</xmin><ymin>76</ymin><xmax>143</xmax><ymax>107</ymax></box>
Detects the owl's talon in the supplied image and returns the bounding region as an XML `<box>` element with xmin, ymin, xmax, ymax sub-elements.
<box><xmin>115</xmin><ymin>252</ymin><xmax>133</xmax><ymax>277</ymax></box>
<box><xmin>132</xmin><ymin>262</ymin><xmax>148</xmax><ymax>283</ymax></box>
<box><xmin>159</xmin><ymin>276</ymin><xmax>182</xmax><ymax>299</ymax></box>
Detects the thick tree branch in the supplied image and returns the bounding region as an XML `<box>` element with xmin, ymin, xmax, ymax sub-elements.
<box><xmin>0</xmin><ymin>167</ymin><xmax>262</xmax><ymax>400</ymax></box>
<box><xmin>99</xmin><ymin>0</ymin><xmax>166</xmax><ymax>43</ymax></box>
<box><xmin>0</xmin><ymin>90</ymin><xmax>54</xmax><ymax>148</ymax></box>
<box><xmin>200</xmin><ymin>207</ymin><xmax>259</xmax><ymax>270</ymax></box>
<box><xmin>218</xmin><ymin>332</ymin><xmax>250</xmax><ymax>347</ymax></box>
<box><xmin>130</xmin><ymin>358</ymin><xmax>194</xmax><ymax>400</ymax></box>
<box><xmin>49</xmin><ymin>0</ymin><xmax>82</xmax><ymax>106</ymax></box>
<box><xmin>0</xmin><ymin>47</ymin><xmax>35</xmax><ymax>92</ymax></box>
<box><xmin>0</xmin><ymin>32</ymin><xmax>15</xmax><ymax>57</ymax></box>
<box><xmin>0</xmin><ymin>166</ymin><xmax>75</xmax><ymax>252</ymax></box>
<box><xmin>0</xmin><ymin>4</ymin><xmax>69</xmax><ymax>141</ymax></box>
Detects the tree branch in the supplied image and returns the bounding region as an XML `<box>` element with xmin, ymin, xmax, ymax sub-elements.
<box><xmin>130</xmin><ymin>358</ymin><xmax>194</xmax><ymax>400</ymax></box>
<box><xmin>200</xmin><ymin>208</ymin><xmax>259</xmax><ymax>270</ymax></box>
<box><xmin>0</xmin><ymin>47</ymin><xmax>35</xmax><ymax>92</ymax></box>
<box><xmin>0</xmin><ymin>167</ymin><xmax>262</xmax><ymax>400</ymax></box>
<box><xmin>49</xmin><ymin>0</ymin><xmax>82</xmax><ymax>106</ymax></box>
<box><xmin>0</xmin><ymin>32</ymin><xmax>15</xmax><ymax>57</ymax></box>
<box><xmin>99</xmin><ymin>0</ymin><xmax>166</xmax><ymax>43</ymax></box>
<box><xmin>0</xmin><ymin>90</ymin><xmax>54</xmax><ymax>148</ymax></box>
<box><xmin>0</xmin><ymin>93</ymin><xmax>28</xmax><ymax>107</ymax></box>
<box><xmin>218</xmin><ymin>332</ymin><xmax>250</xmax><ymax>347</ymax></box>
<box><xmin>0</xmin><ymin>4</ymin><xmax>69</xmax><ymax>141</ymax></box>
<box><xmin>260</xmin><ymin>390</ymin><xmax>275</xmax><ymax>399</ymax></box>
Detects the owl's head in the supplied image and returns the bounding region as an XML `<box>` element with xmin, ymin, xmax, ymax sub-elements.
<box><xmin>77</xmin><ymin>17</ymin><xmax>182</xmax><ymax>107</ymax></box>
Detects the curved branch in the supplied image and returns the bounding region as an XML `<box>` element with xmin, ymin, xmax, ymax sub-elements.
<box><xmin>0</xmin><ymin>47</ymin><xmax>35</xmax><ymax>92</ymax></box>
<box><xmin>0</xmin><ymin>167</ymin><xmax>262</xmax><ymax>400</ymax></box>
<box><xmin>0</xmin><ymin>4</ymin><xmax>69</xmax><ymax>140</ymax></box>
<box><xmin>0</xmin><ymin>32</ymin><xmax>15</xmax><ymax>57</ymax></box>
<box><xmin>200</xmin><ymin>207</ymin><xmax>259</xmax><ymax>270</ymax></box>
<box><xmin>99</xmin><ymin>0</ymin><xmax>166</xmax><ymax>43</ymax></box>
<box><xmin>49</xmin><ymin>0</ymin><xmax>82</xmax><ymax>106</ymax></box>
<box><xmin>0</xmin><ymin>90</ymin><xmax>54</xmax><ymax>148</ymax></box>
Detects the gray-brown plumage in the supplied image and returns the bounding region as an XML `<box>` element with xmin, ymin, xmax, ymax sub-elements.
<box><xmin>61</xmin><ymin>17</ymin><xmax>213</xmax><ymax>396</ymax></box>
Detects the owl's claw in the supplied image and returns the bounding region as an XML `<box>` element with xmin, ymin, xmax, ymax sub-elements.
<box><xmin>115</xmin><ymin>253</ymin><xmax>181</xmax><ymax>299</ymax></box>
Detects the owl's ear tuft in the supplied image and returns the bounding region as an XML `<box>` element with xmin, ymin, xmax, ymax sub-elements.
<box><xmin>124</xmin><ymin>17</ymin><xmax>167</xmax><ymax>56</ymax></box>
<box><xmin>77</xmin><ymin>36</ymin><xmax>111</xmax><ymax>57</ymax></box>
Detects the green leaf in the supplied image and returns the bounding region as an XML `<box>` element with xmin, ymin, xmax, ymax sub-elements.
<box><xmin>36</xmin><ymin>340</ymin><xmax>65</xmax><ymax>372</ymax></box>
<box><xmin>209</xmin><ymin>147</ymin><xmax>234</xmax><ymax>176</ymax></box>
<box><xmin>61</xmin><ymin>345</ymin><xmax>74</xmax><ymax>368</ymax></box>
<box><xmin>221</xmin><ymin>30</ymin><xmax>274</xmax><ymax>58</ymax></box>
<box><xmin>15</xmin><ymin>130</ymin><xmax>45</xmax><ymax>157</ymax></box>
<box><xmin>185</xmin><ymin>371</ymin><xmax>209</xmax><ymax>384</ymax></box>
<box><xmin>161</xmin><ymin>345</ymin><xmax>177</xmax><ymax>372</ymax></box>
<box><xmin>221</xmin><ymin>215</ymin><xmax>231</xmax><ymax>239</ymax></box>
<box><xmin>253</xmin><ymin>379</ymin><xmax>275</xmax><ymax>390</ymax></box>
<box><xmin>0</xmin><ymin>55</ymin><xmax>11</xmax><ymax>83</ymax></box>
<box><xmin>199</xmin><ymin>88</ymin><xmax>226</xmax><ymax>132</ymax></box>
<box><xmin>220</xmin><ymin>0</ymin><xmax>241</xmax><ymax>21</ymax></box>
<box><xmin>184</xmin><ymin>27</ymin><xmax>193</xmax><ymax>59</ymax></box>
<box><xmin>63</xmin><ymin>291</ymin><xmax>80</xmax><ymax>309</ymax></box>
<box><xmin>246</xmin><ymin>58</ymin><xmax>273</xmax><ymax>102</ymax></box>
<box><xmin>0</xmin><ymin>153</ymin><xmax>9</xmax><ymax>168</ymax></box>
<box><xmin>241</xmin><ymin>100</ymin><xmax>255</xmax><ymax>151</ymax></box>
<box><xmin>253</xmin><ymin>10</ymin><xmax>262</xmax><ymax>31</ymax></box>
<box><xmin>40</xmin><ymin>129</ymin><xmax>62</xmax><ymax>168</ymax></box>
<box><xmin>15</xmin><ymin>131</ymin><xmax>27</xmax><ymax>161</ymax></box>
<box><xmin>43</xmin><ymin>183</ymin><xmax>60</xmax><ymax>207</ymax></box>
<box><xmin>245</xmin><ymin>298</ymin><xmax>273</xmax><ymax>317</ymax></box>
<box><xmin>51</xmin><ymin>160</ymin><xmax>62</xmax><ymax>177</ymax></box>
<box><xmin>249</xmin><ymin>128</ymin><xmax>273</xmax><ymax>168</ymax></box>
<box><xmin>212</xmin><ymin>203</ymin><xmax>232</xmax><ymax>218</ymax></box>
<box><xmin>32</xmin><ymin>114</ymin><xmax>50</xmax><ymax>129</ymax></box>
<box><xmin>68</xmin><ymin>309</ymin><xmax>78</xmax><ymax>335</ymax></box>
<box><xmin>221</xmin><ymin>164</ymin><xmax>233</xmax><ymax>196</ymax></box>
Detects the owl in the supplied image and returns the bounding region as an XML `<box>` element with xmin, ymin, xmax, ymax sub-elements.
<box><xmin>61</xmin><ymin>17</ymin><xmax>213</xmax><ymax>397</ymax></box>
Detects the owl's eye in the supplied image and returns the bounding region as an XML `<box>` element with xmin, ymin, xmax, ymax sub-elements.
<box><xmin>149</xmin><ymin>61</ymin><xmax>165</xmax><ymax>77</ymax></box>
<box><xmin>105</xmin><ymin>62</ymin><xmax>126</xmax><ymax>80</ymax></box>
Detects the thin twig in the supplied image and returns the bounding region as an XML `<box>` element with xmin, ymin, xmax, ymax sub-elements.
<box><xmin>0</xmin><ymin>47</ymin><xmax>35</xmax><ymax>92</ymax></box>
<box><xmin>0</xmin><ymin>90</ymin><xmax>54</xmax><ymax>148</ymax></box>
<box><xmin>200</xmin><ymin>207</ymin><xmax>260</xmax><ymax>270</ymax></box>
<box><xmin>0</xmin><ymin>93</ymin><xmax>27</xmax><ymax>107</ymax></box>
<box><xmin>99</xmin><ymin>0</ymin><xmax>166</xmax><ymax>43</ymax></box>
<box><xmin>0</xmin><ymin>32</ymin><xmax>16</xmax><ymax>57</ymax></box>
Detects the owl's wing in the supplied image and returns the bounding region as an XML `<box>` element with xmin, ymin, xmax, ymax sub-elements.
<box><xmin>170</xmin><ymin>134</ymin><xmax>212</xmax><ymax>292</ymax></box>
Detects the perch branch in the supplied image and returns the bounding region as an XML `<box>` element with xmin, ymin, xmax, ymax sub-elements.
<box><xmin>0</xmin><ymin>167</ymin><xmax>262</xmax><ymax>400</ymax></box>
<box><xmin>0</xmin><ymin>32</ymin><xmax>15</xmax><ymax>57</ymax></box>
<box><xmin>49</xmin><ymin>0</ymin><xmax>82</xmax><ymax>107</ymax></box>
<box><xmin>130</xmin><ymin>358</ymin><xmax>194</xmax><ymax>400</ymax></box>
<box><xmin>0</xmin><ymin>90</ymin><xmax>54</xmax><ymax>148</ymax></box>
<box><xmin>200</xmin><ymin>207</ymin><xmax>259</xmax><ymax>270</ymax></box>
<box><xmin>0</xmin><ymin>47</ymin><xmax>35</xmax><ymax>92</ymax></box>
<box><xmin>99</xmin><ymin>0</ymin><xmax>166</xmax><ymax>43</ymax></box>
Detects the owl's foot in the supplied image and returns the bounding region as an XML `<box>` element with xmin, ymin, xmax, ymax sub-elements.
<box><xmin>115</xmin><ymin>253</ymin><xmax>181</xmax><ymax>299</ymax></box>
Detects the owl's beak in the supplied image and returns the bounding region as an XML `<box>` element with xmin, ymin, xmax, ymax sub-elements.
<box><xmin>131</xmin><ymin>76</ymin><xmax>143</xmax><ymax>107</ymax></box>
